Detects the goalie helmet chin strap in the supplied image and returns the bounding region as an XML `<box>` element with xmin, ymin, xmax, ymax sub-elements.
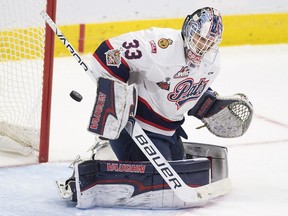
<box><xmin>188</xmin><ymin>89</ymin><xmax>217</xmax><ymax>119</ymax></box>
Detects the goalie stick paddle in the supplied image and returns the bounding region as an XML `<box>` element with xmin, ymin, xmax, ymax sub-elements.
<box><xmin>41</xmin><ymin>10</ymin><xmax>232</xmax><ymax>203</ymax></box>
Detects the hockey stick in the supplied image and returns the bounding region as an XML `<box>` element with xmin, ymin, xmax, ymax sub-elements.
<box><xmin>41</xmin><ymin>10</ymin><xmax>231</xmax><ymax>203</ymax></box>
<box><xmin>40</xmin><ymin>11</ymin><xmax>96</xmax><ymax>84</ymax></box>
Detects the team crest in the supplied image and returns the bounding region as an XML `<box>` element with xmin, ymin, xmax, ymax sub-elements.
<box><xmin>157</xmin><ymin>78</ymin><xmax>171</xmax><ymax>91</ymax></box>
<box><xmin>174</xmin><ymin>66</ymin><xmax>190</xmax><ymax>78</ymax></box>
<box><xmin>158</xmin><ymin>38</ymin><xmax>173</xmax><ymax>49</ymax></box>
<box><xmin>167</xmin><ymin>78</ymin><xmax>209</xmax><ymax>109</ymax></box>
<box><xmin>105</xmin><ymin>48</ymin><xmax>122</xmax><ymax>68</ymax></box>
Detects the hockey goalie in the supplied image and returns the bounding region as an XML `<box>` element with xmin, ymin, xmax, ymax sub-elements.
<box><xmin>55</xmin><ymin>7</ymin><xmax>253</xmax><ymax>210</ymax></box>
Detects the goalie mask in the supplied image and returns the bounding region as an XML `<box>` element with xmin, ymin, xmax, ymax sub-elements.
<box><xmin>182</xmin><ymin>7</ymin><xmax>223</xmax><ymax>67</ymax></box>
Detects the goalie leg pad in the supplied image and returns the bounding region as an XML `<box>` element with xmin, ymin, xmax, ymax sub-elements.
<box><xmin>72</xmin><ymin>159</ymin><xmax>210</xmax><ymax>209</ymax></box>
<box><xmin>88</xmin><ymin>77</ymin><xmax>137</xmax><ymax>140</ymax></box>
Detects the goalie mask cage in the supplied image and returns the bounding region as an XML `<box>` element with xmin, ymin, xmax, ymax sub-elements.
<box><xmin>0</xmin><ymin>0</ymin><xmax>56</xmax><ymax>162</ymax></box>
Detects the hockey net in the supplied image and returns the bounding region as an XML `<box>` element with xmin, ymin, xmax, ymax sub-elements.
<box><xmin>0</xmin><ymin>0</ymin><xmax>55</xmax><ymax>162</ymax></box>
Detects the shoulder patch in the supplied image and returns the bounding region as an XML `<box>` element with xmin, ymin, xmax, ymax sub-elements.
<box><xmin>158</xmin><ymin>38</ymin><xmax>173</xmax><ymax>49</ymax></box>
<box><xmin>105</xmin><ymin>48</ymin><xmax>122</xmax><ymax>68</ymax></box>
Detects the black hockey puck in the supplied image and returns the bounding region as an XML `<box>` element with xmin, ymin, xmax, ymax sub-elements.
<box><xmin>70</xmin><ymin>90</ymin><xmax>83</xmax><ymax>102</ymax></box>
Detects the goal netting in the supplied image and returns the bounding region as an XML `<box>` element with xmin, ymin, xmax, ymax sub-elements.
<box><xmin>0</xmin><ymin>0</ymin><xmax>55</xmax><ymax>162</ymax></box>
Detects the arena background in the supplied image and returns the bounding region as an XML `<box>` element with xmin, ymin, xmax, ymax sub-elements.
<box><xmin>53</xmin><ymin>0</ymin><xmax>288</xmax><ymax>56</ymax></box>
<box><xmin>1</xmin><ymin>1</ymin><xmax>288</xmax><ymax>215</ymax></box>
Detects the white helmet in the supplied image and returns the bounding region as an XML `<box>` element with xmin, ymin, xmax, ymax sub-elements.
<box><xmin>182</xmin><ymin>7</ymin><xmax>223</xmax><ymax>67</ymax></box>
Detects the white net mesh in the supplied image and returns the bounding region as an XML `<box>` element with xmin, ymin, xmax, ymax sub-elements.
<box><xmin>0</xmin><ymin>0</ymin><xmax>47</xmax><ymax>154</ymax></box>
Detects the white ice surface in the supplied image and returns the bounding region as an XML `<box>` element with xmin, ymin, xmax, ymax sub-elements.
<box><xmin>1</xmin><ymin>44</ymin><xmax>288</xmax><ymax>215</ymax></box>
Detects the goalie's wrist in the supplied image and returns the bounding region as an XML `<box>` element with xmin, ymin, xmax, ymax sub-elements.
<box><xmin>188</xmin><ymin>89</ymin><xmax>217</xmax><ymax>119</ymax></box>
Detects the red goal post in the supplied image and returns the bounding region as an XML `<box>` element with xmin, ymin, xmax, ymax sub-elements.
<box><xmin>0</xmin><ymin>0</ymin><xmax>56</xmax><ymax>163</ymax></box>
<box><xmin>39</xmin><ymin>0</ymin><xmax>57</xmax><ymax>162</ymax></box>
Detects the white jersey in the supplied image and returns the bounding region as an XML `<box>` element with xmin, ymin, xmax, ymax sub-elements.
<box><xmin>91</xmin><ymin>27</ymin><xmax>220</xmax><ymax>136</ymax></box>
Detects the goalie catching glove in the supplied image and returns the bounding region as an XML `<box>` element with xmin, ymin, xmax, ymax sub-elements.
<box><xmin>188</xmin><ymin>90</ymin><xmax>253</xmax><ymax>138</ymax></box>
<box><xmin>88</xmin><ymin>77</ymin><xmax>137</xmax><ymax>140</ymax></box>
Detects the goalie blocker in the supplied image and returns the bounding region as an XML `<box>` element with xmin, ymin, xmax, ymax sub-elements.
<box><xmin>88</xmin><ymin>77</ymin><xmax>137</xmax><ymax>140</ymax></box>
<box><xmin>57</xmin><ymin>142</ymin><xmax>228</xmax><ymax>209</ymax></box>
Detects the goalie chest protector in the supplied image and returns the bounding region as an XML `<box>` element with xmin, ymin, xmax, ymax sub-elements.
<box><xmin>72</xmin><ymin>158</ymin><xmax>210</xmax><ymax>209</ymax></box>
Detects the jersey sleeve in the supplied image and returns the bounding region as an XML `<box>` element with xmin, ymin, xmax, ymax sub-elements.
<box><xmin>90</xmin><ymin>29</ymin><xmax>154</xmax><ymax>83</ymax></box>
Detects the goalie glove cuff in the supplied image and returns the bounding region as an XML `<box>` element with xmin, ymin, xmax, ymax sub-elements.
<box><xmin>188</xmin><ymin>89</ymin><xmax>217</xmax><ymax>119</ymax></box>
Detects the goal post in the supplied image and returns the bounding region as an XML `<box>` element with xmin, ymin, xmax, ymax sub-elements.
<box><xmin>39</xmin><ymin>0</ymin><xmax>57</xmax><ymax>163</ymax></box>
<box><xmin>0</xmin><ymin>0</ymin><xmax>57</xmax><ymax>163</ymax></box>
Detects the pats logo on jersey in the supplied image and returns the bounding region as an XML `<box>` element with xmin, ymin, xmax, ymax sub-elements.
<box><xmin>158</xmin><ymin>38</ymin><xmax>173</xmax><ymax>49</ymax></box>
<box><xmin>167</xmin><ymin>78</ymin><xmax>209</xmax><ymax>109</ymax></box>
<box><xmin>174</xmin><ymin>66</ymin><xmax>190</xmax><ymax>78</ymax></box>
<box><xmin>105</xmin><ymin>49</ymin><xmax>122</xmax><ymax>68</ymax></box>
